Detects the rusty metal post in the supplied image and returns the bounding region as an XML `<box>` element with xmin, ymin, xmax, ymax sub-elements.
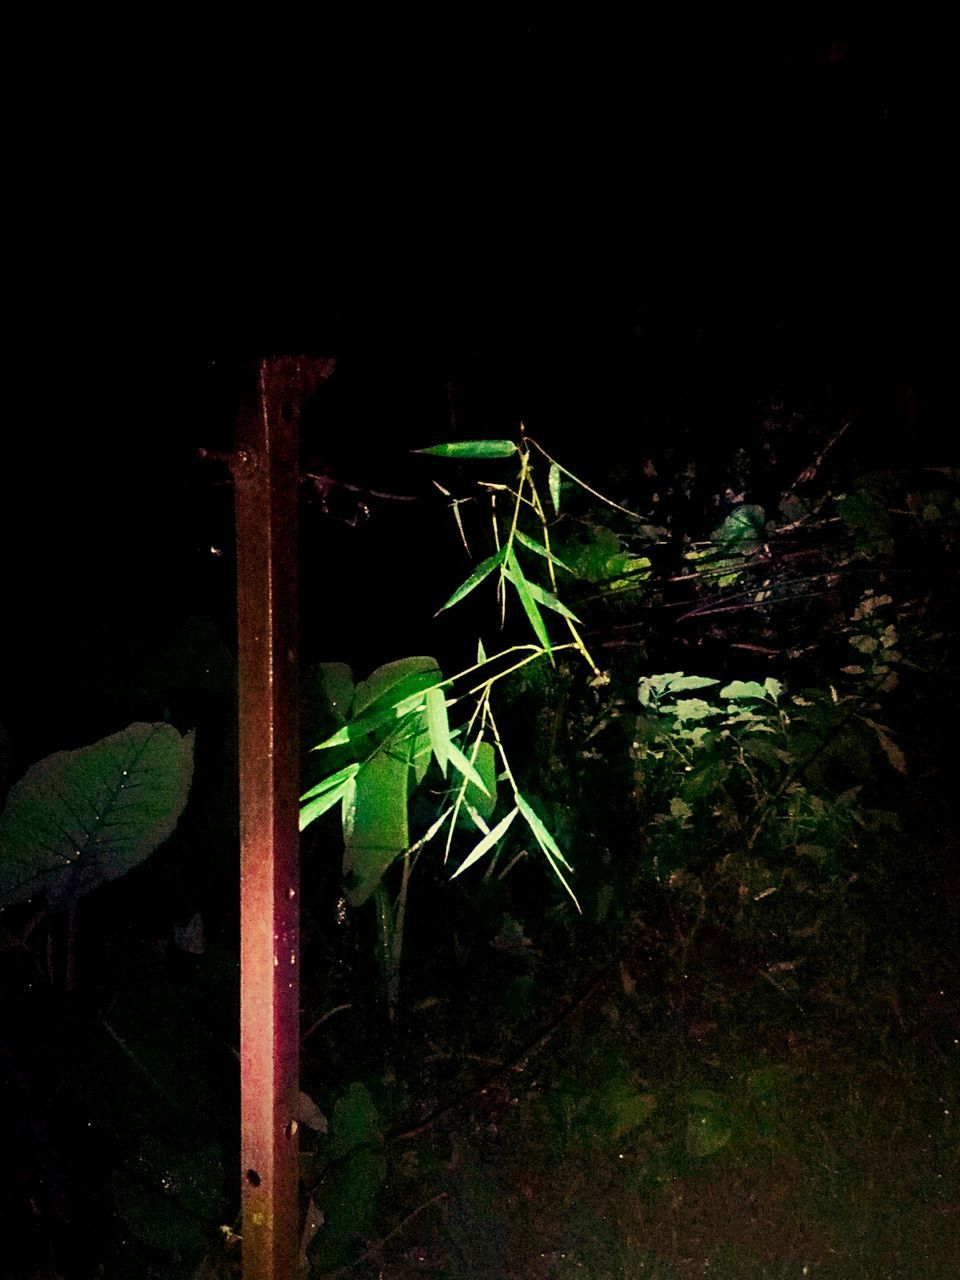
<box><xmin>233</xmin><ymin>356</ymin><xmax>334</xmax><ymax>1280</ymax></box>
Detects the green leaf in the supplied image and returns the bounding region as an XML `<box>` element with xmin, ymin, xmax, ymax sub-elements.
<box><xmin>505</xmin><ymin>547</ymin><xmax>552</xmax><ymax>653</ymax></box>
<box><xmin>672</xmin><ymin>698</ymin><xmax>722</xmax><ymax>721</ymax></box>
<box><xmin>312</xmin><ymin>664</ymin><xmax>443</xmax><ymax>750</ymax></box>
<box><xmin>447</xmin><ymin>740</ymin><xmax>491</xmax><ymax>795</ymax></box>
<box><xmin>451</xmin><ymin>806</ymin><xmax>519</xmax><ymax>879</ymax></box>
<box><xmin>503</xmin><ymin>562</ymin><xmax>581</xmax><ymax>621</ymax></box>
<box><xmin>685</xmin><ymin>1090</ymin><xmax>733</xmax><ymax>1158</ymax></box>
<box><xmin>115</xmin><ymin>1137</ymin><xmax>226</xmax><ymax>1253</ymax></box>
<box><xmin>414</xmin><ymin>439</ymin><xmax>519</xmax><ymax>459</ymax></box>
<box><xmin>663</xmin><ymin>674</ymin><xmax>720</xmax><ymax>694</ymax></box>
<box><xmin>513</xmin><ymin>529</ymin><xmax>575</xmax><ymax>574</ymax></box>
<box><xmin>713</xmin><ymin>504</ymin><xmax>766</xmax><ymax>546</ymax></box>
<box><xmin>437</xmin><ymin>547</ymin><xmax>508</xmax><ymax>612</ymax></box>
<box><xmin>0</xmin><ymin>722</ymin><xmax>195</xmax><ymax>909</ymax></box>
<box><xmin>719</xmin><ymin>680</ymin><xmax>770</xmax><ymax>701</ymax></box>
<box><xmin>460</xmin><ymin>740</ymin><xmax>497</xmax><ymax>821</ymax></box>
<box><xmin>326</xmin><ymin>1082</ymin><xmax>382</xmax><ymax>1160</ymax></box>
<box><xmin>549</xmin><ymin>461</ymin><xmax>561</xmax><ymax>513</ymax></box>
<box><xmin>300</xmin><ymin>761</ymin><xmax>361</xmax><ymax>803</ymax></box>
<box><xmin>300</xmin><ymin>765</ymin><xmax>362</xmax><ymax>831</ymax></box>
<box><xmin>352</xmin><ymin>656</ymin><xmax>441</xmax><ymax>717</ymax></box>
<box><xmin>425</xmin><ymin>687</ymin><xmax>451</xmax><ymax>777</ymax></box>
<box><xmin>342</xmin><ymin>752</ymin><xmax>409</xmax><ymax>906</ymax></box>
<box><xmin>516</xmin><ymin>792</ymin><xmax>574</xmax><ymax>872</ymax></box>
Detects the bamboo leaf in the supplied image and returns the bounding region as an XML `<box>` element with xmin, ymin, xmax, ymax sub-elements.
<box><xmin>447</xmin><ymin>740</ymin><xmax>490</xmax><ymax>795</ymax></box>
<box><xmin>462</xmin><ymin>802</ymin><xmax>491</xmax><ymax>835</ymax></box>
<box><xmin>425</xmin><ymin>687</ymin><xmax>451</xmax><ymax>777</ymax></box>
<box><xmin>549</xmin><ymin>461</ymin><xmax>561</xmax><ymax>513</ymax></box>
<box><xmin>513</xmin><ymin>528</ymin><xmax>576</xmax><ymax>574</ymax></box>
<box><xmin>437</xmin><ymin>547</ymin><xmax>508</xmax><ymax>613</ymax></box>
<box><xmin>300</xmin><ymin>762</ymin><xmax>361</xmax><ymax>803</ymax></box>
<box><xmin>504</xmin><ymin>563</ymin><xmax>581</xmax><ymax>621</ymax></box>
<box><xmin>516</xmin><ymin>793</ymin><xmax>574</xmax><ymax>872</ymax></box>
<box><xmin>414</xmin><ymin>440</ymin><xmax>519</xmax><ymax>459</ymax></box>
<box><xmin>505</xmin><ymin>547</ymin><xmax>552</xmax><ymax>654</ymax></box>
<box><xmin>300</xmin><ymin>776</ymin><xmax>358</xmax><ymax>831</ymax></box>
<box><xmin>450</xmin><ymin>806</ymin><xmax>519</xmax><ymax>879</ymax></box>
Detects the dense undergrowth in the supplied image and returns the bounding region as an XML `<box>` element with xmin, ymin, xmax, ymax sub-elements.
<box><xmin>2</xmin><ymin>409</ymin><xmax>958</xmax><ymax>1279</ymax></box>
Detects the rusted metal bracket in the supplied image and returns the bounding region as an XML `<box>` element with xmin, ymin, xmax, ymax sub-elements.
<box><xmin>231</xmin><ymin>355</ymin><xmax>334</xmax><ymax>1280</ymax></box>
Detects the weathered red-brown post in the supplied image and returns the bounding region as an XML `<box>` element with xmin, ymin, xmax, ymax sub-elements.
<box><xmin>233</xmin><ymin>356</ymin><xmax>334</xmax><ymax>1280</ymax></box>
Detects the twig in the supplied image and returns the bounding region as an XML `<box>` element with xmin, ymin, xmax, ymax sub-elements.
<box><xmin>312</xmin><ymin>1191</ymin><xmax>449</xmax><ymax>1279</ymax></box>
<box><xmin>301</xmin><ymin>1003</ymin><xmax>352</xmax><ymax>1043</ymax></box>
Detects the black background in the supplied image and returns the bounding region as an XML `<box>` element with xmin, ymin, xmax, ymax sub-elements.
<box><xmin>2</xmin><ymin>13</ymin><xmax>946</xmax><ymax>761</ymax></box>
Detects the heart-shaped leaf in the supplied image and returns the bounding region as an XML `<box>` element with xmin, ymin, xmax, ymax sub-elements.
<box><xmin>0</xmin><ymin>722</ymin><xmax>194</xmax><ymax>909</ymax></box>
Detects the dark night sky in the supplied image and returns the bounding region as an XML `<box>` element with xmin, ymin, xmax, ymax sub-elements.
<box><xmin>2</xmin><ymin>15</ymin><xmax>945</xmax><ymax>762</ymax></box>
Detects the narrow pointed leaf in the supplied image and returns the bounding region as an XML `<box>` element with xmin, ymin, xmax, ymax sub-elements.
<box><xmin>462</xmin><ymin>802</ymin><xmax>491</xmax><ymax>835</ymax></box>
<box><xmin>505</xmin><ymin>547</ymin><xmax>552</xmax><ymax>654</ymax></box>
<box><xmin>300</xmin><ymin>776</ymin><xmax>359</xmax><ymax>830</ymax></box>
<box><xmin>549</xmin><ymin>462</ymin><xmax>561</xmax><ymax>513</ymax></box>
<box><xmin>300</xmin><ymin>762</ymin><xmax>361</xmax><ymax>803</ymax></box>
<box><xmin>425</xmin><ymin>686</ymin><xmax>451</xmax><ymax>777</ymax></box>
<box><xmin>450</xmin><ymin>806</ymin><xmax>519</xmax><ymax>879</ymax></box>
<box><xmin>504</xmin><ymin>563</ymin><xmax>581</xmax><ymax>621</ymax></box>
<box><xmin>477</xmin><ymin>637</ymin><xmax>487</xmax><ymax>664</ymax></box>
<box><xmin>513</xmin><ymin>528</ymin><xmax>576</xmax><ymax>574</ymax></box>
<box><xmin>437</xmin><ymin>547</ymin><xmax>508</xmax><ymax>613</ymax></box>
<box><xmin>414</xmin><ymin>439</ymin><xmax>519</xmax><ymax>459</ymax></box>
<box><xmin>447</xmin><ymin>740</ymin><xmax>490</xmax><ymax>795</ymax></box>
<box><xmin>516</xmin><ymin>793</ymin><xmax>574</xmax><ymax>872</ymax></box>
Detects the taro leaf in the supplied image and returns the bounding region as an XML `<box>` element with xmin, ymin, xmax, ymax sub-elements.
<box><xmin>0</xmin><ymin>722</ymin><xmax>194</xmax><ymax>909</ymax></box>
<box><xmin>414</xmin><ymin>439</ymin><xmax>518</xmax><ymax>459</ymax></box>
<box><xmin>685</xmin><ymin>1089</ymin><xmax>733</xmax><ymax>1158</ymax></box>
<box><xmin>313</xmin><ymin>658</ymin><xmax>442</xmax><ymax>750</ymax></box>
<box><xmin>342</xmin><ymin>750</ymin><xmax>408</xmax><ymax>906</ymax></box>
<box><xmin>302</xmin><ymin>661</ymin><xmax>354</xmax><ymax>738</ymax></box>
<box><xmin>352</xmin><ymin>656</ymin><xmax>441</xmax><ymax>719</ymax></box>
